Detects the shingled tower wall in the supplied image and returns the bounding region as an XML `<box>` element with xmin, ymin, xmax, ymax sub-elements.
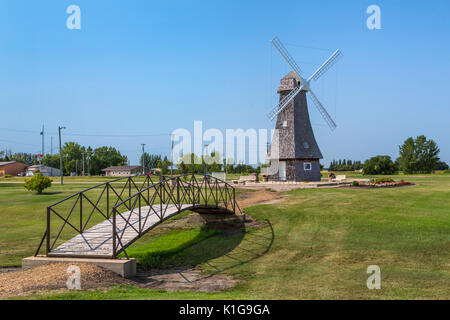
<box><xmin>268</xmin><ymin>71</ymin><xmax>322</xmax><ymax>182</ymax></box>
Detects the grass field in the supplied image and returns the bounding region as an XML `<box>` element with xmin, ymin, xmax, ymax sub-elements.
<box><xmin>1</xmin><ymin>173</ymin><xmax>449</xmax><ymax>299</ymax></box>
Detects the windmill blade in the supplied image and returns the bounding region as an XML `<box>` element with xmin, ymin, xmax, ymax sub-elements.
<box><xmin>267</xmin><ymin>86</ymin><xmax>302</xmax><ymax>121</ymax></box>
<box><xmin>307</xmin><ymin>49</ymin><xmax>343</xmax><ymax>82</ymax></box>
<box><xmin>308</xmin><ymin>90</ymin><xmax>337</xmax><ymax>131</ymax></box>
<box><xmin>271</xmin><ymin>37</ymin><xmax>303</xmax><ymax>77</ymax></box>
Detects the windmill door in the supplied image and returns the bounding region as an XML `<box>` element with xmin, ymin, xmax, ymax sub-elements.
<box><xmin>279</xmin><ymin>161</ymin><xmax>286</xmax><ymax>181</ymax></box>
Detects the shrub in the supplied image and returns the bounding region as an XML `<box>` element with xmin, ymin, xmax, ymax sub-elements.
<box><xmin>352</xmin><ymin>181</ymin><xmax>360</xmax><ymax>186</ymax></box>
<box><xmin>434</xmin><ymin>161</ymin><xmax>449</xmax><ymax>170</ymax></box>
<box><xmin>24</xmin><ymin>173</ymin><xmax>52</xmax><ymax>194</ymax></box>
<box><xmin>375</xmin><ymin>177</ymin><xmax>394</xmax><ymax>184</ymax></box>
<box><xmin>3</xmin><ymin>174</ymin><xmax>12</xmax><ymax>178</ymax></box>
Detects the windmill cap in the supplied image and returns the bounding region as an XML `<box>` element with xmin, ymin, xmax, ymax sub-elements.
<box><xmin>278</xmin><ymin>71</ymin><xmax>300</xmax><ymax>93</ymax></box>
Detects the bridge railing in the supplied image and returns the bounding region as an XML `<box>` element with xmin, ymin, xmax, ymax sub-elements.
<box><xmin>35</xmin><ymin>174</ymin><xmax>159</xmax><ymax>257</ymax></box>
<box><xmin>111</xmin><ymin>174</ymin><xmax>242</xmax><ymax>258</ymax></box>
<box><xmin>35</xmin><ymin>174</ymin><xmax>241</xmax><ymax>258</ymax></box>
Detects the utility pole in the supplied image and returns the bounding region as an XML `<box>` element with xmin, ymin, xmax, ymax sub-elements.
<box><xmin>81</xmin><ymin>152</ymin><xmax>85</xmax><ymax>176</ymax></box>
<box><xmin>141</xmin><ymin>144</ymin><xmax>146</xmax><ymax>175</ymax></box>
<box><xmin>204</xmin><ymin>143</ymin><xmax>209</xmax><ymax>175</ymax></box>
<box><xmin>58</xmin><ymin>126</ymin><xmax>66</xmax><ymax>184</ymax></box>
<box><xmin>40</xmin><ymin>125</ymin><xmax>44</xmax><ymax>164</ymax></box>
<box><xmin>86</xmin><ymin>152</ymin><xmax>90</xmax><ymax>176</ymax></box>
<box><xmin>50</xmin><ymin>136</ymin><xmax>53</xmax><ymax>155</ymax></box>
<box><xmin>76</xmin><ymin>159</ymin><xmax>78</xmax><ymax>176</ymax></box>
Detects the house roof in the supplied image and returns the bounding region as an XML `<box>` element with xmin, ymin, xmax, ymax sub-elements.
<box><xmin>27</xmin><ymin>165</ymin><xmax>58</xmax><ymax>170</ymax></box>
<box><xmin>0</xmin><ymin>161</ymin><xmax>29</xmax><ymax>167</ymax></box>
<box><xmin>0</xmin><ymin>161</ymin><xmax>16</xmax><ymax>166</ymax></box>
<box><xmin>102</xmin><ymin>166</ymin><xmax>141</xmax><ymax>171</ymax></box>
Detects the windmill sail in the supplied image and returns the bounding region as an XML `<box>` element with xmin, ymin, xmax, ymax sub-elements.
<box><xmin>267</xmin><ymin>86</ymin><xmax>301</xmax><ymax>121</ymax></box>
<box><xmin>308</xmin><ymin>49</ymin><xmax>343</xmax><ymax>82</ymax></box>
<box><xmin>271</xmin><ymin>37</ymin><xmax>303</xmax><ymax>77</ymax></box>
<box><xmin>308</xmin><ymin>90</ymin><xmax>337</xmax><ymax>131</ymax></box>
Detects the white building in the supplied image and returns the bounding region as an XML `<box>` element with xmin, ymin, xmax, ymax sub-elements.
<box><xmin>26</xmin><ymin>165</ymin><xmax>61</xmax><ymax>177</ymax></box>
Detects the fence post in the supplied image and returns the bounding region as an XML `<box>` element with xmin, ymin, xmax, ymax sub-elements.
<box><xmin>46</xmin><ymin>207</ymin><xmax>50</xmax><ymax>256</ymax></box>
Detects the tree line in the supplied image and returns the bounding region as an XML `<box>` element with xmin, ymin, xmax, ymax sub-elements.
<box><xmin>0</xmin><ymin>150</ymin><xmax>35</xmax><ymax>165</ymax></box>
<box><xmin>328</xmin><ymin>160</ymin><xmax>363</xmax><ymax>171</ymax></box>
<box><xmin>1</xmin><ymin>142</ymin><xmax>128</xmax><ymax>176</ymax></box>
<box><xmin>328</xmin><ymin>135</ymin><xmax>448</xmax><ymax>175</ymax></box>
<box><xmin>176</xmin><ymin>153</ymin><xmax>259</xmax><ymax>175</ymax></box>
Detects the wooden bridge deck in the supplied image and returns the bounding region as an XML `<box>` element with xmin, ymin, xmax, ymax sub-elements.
<box><xmin>49</xmin><ymin>204</ymin><xmax>193</xmax><ymax>258</ymax></box>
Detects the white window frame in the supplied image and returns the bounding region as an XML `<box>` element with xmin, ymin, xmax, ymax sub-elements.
<box><xmin>304</xmin><ymin>162</ymin><xmax>312</xmax><ymax>171</ymax></box>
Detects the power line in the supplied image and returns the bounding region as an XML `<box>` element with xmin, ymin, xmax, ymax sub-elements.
<box><xmin>63</xmin><ymin>133</ymin><xmax>172</xmax><ymax>137</ymax></box>
<box><xmin>0</xmin><ymin>127</ymin><xmax>172</xmax><ymax>137</ymax></box>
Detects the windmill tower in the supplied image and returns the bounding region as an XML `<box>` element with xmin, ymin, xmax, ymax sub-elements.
<box><xmin>267</xmin><ymin>37</ymin><xmax>342</xmax><ymax>182</ymax></box>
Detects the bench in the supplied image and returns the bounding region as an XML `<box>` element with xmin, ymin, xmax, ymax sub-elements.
<box><xmin>333</xmin><ymin>175</ymin><xmax>347</xmax><ymax>182</ymax></box>
<box><xmin>239</xmin><ymin>174</ymin><xmax>258</xmax><ymax>183</ymax></box>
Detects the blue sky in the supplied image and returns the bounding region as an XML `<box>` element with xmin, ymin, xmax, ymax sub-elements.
<box><xmin>1</xmin><ymin>0</ymin><xmax>449</xmax><ymax>166</ymax></box>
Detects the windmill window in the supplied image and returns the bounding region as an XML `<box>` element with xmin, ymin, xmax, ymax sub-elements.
<box><xmin>303</xmin><ymin>142</ymin><xmax>309</xmax><ymax>149</ymax></box>
<box><xmin>304</xmin><ymin>162</ymin><xmax>312</xmax><ymax>171</ymax></box>
<box><xmin>282</xmin><ymin>121</ymin><xmax>287</xmax><ymax>127</ymax></box>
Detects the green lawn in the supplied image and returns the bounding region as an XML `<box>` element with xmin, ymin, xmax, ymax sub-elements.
<box><xmin>1</xmin><ymin>174</ymin><xmax>450</xmax><ymax>299</ymax></box>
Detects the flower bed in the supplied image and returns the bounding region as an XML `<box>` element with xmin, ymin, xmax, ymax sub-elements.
<box><xmin>352</xmin><ymin>180</ymin><xmax>412</xmax><ymax>188</ymax></box>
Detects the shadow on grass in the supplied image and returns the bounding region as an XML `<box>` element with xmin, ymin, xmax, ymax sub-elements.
<box><xmin>127</xmin><ymin>214</ymin><xmax>274</xmax><ymax>277</ymax></box>
<box><xmin>37</xmin><ymin>192</ymin><xmax>63</xmax><ymax>195</ymax></box>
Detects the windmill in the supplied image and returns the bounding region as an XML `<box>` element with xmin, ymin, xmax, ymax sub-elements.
<box><xmin>267</xmin><ymin>37</ymin><xmax>342</xmax><ymax>182</ymax></box>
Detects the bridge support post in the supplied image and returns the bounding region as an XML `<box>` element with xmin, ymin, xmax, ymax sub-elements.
<box><xmin>112</xmin><ymin>209</ymin><xmax>116</xmax><ymax>258</ymax></box>
<box><xmin>79</xmin><ymin>193</ymin><xmax>83</xmax><ymax>232</ymax></box>
<box><xmin>177</xmin><ymin>177</ymin><xmax>180</xmax><ymax>206</ymax></box>
<box><xmin>128</xmin><ymin>178</ymin><xmax>131</xmax><ymax>210</ymax></box>
<box><xmin>138</xmin><ymin>194</ymin><xmax>142</xmax><ymax>236</ymax></box>
<box><xmin>233</xmin><ymin>188</ymin><xmax>236</xmax><ymax>213</ymax></box>
<box><xmin>106</xmin><ymin>183</ymin><xmax>109</xmax><ymax>218</ymax></box>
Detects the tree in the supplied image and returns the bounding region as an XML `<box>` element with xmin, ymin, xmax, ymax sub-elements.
<box><xmin>363</xmin><ymin>155</ymin><xmax>397</xmax><ymax>175</ymax></box>
<box><xmin>89</xmin><ymin>146</ymin><xmax>128</xmax><ymax>175</ymax></box>
<box><xmin>140</xmin><ymin>153</ymin><xmax>161</xmax><ymax>170</ymax></box>
<box><xmin>24</xmin><ymin>173</ymin><xmax>52</xmax><ymax>194</ymax></box>
<box><xmin>179</xmin><ymin>161</ymin><xmax>188</xmax><ymax>174</ymax></box>
<box><xmin>398</xmin><ymin>135</ymin><xmax>440</xmax><ymax>173</ymax></box>
<box><xmin>61</xmin><ymin>142</ymin><xmax>84</xmax><ymax>175</ymax></box>
<box><xmin>43</xmin><ymin>154</ymin><xmax>60</xmax><ymax>170</ymax></box>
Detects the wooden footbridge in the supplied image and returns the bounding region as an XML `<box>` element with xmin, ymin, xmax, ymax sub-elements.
<box><xmin>35</xmin><ymin>174</ymin><xmax>242</xmax><ymax>259</ymax></box>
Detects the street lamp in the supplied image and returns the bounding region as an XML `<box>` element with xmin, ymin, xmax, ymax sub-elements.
<box><xmin>58</xmin><ymin>126</ymin><xmax>66</xmax><ymax>184</ymax></box>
